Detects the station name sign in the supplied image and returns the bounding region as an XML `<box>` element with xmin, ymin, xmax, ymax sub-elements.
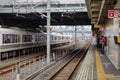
<box><xmin>108</xmin><ymin>10</ymin><xmax>120</xmax><ymax>18</ymax></box>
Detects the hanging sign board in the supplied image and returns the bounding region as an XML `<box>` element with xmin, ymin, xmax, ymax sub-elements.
<box><xmin>108</xmin><ymin>10</ymin><xmax>114</xmax><ymax>18</ymax></box>
<box><xmin>108</xmin><ymin>10</ymin><xmax>120</xmax><ymax>18</ymax></box>
<box><xmin>94</xmin><ymin>24</ymin><xmax>101</xmax><ymax>28</ymax></box>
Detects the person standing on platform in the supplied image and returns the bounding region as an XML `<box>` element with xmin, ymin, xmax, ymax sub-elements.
<box><xmin>104</xmin><ymin>37</ymin><xmax>107</xmax><ymax>52</ymax></box>
<box><xmin>97</xmin><ymin>35</ymin><xmax>100</xmax><ymax>48</ymax></box>
<box><xmin>92</xmin><ymin>35</ymin><xmax>96</xmax><ymax>45</ymax></box>
<box><xmin>101</xmin><ymin>36</ymin><xmax>105</xmax><ymax>55</ymax></box>
<box><xmin>97</xmin><ymin>35</ymin><xmax>102</xmax><ymax>52</ymax></box>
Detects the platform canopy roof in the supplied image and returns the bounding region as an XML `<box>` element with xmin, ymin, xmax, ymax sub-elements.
<box><xmin>0</xmin><ymin>0</ymin><xmax>92</xmax><ymax>29</ymax></box>
<box><xmin>86</xmin><ymin>0</ymin><xmax>118</xmax><ymax>25</ymax></box>
<box><xmin>0</xmin><ymin>0</ymin><xmax>85</xmax><ymax>4</ymax></box>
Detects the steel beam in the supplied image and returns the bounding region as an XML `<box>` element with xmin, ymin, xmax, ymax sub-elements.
<box><xmin>0</xmin><ymin>7</ymin><xmax>86</xmax><ymax>13</ymax></box>
<box><xmin>97</xmin><ymin>0</ymin><xmax>105</xmax><ymax>24</ymax></box>
<box><xmin>0</xmin><ymin>1</ymin><xmax>87</xmax><ymax>13</ymax></box>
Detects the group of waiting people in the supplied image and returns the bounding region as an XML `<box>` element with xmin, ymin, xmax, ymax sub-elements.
<box><xmin>97</xmin><ymin>35</ymin><xmax>107</xmax><ymax>55</ymax></box>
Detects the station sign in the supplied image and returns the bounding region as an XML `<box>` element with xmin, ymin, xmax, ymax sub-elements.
<box><xmin>108</xmin><ymin>10</ymin><xmax>120</xmax><ymax>18</ymax></box>
<box><xmin>108</xmin><ymin>10</ymin><xmax>114</xmax><ymax>18</ymax></box>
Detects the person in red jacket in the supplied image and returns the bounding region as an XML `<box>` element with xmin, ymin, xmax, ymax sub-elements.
<box><xmin>104</xmin><ymin>37</ymin><xmax>107</xmax><ymax>46</ymax></box>
<box><xmin>101</xmin><ymin>36</ymin><xmax>106</xmax><ymax>54</ymax></box>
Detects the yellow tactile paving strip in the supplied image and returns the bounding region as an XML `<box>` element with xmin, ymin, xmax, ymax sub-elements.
<box><xmin>91</xmin><ymin>58</ymin><xmax>94</xmax><ymax>80</ymax></box>
<box><xmin>95</xmin><ymin>48</ymin><xmax>106</xmax><ymax>80</ymax></box>
<box><xmin>95</xmin><ymin>48</ymin><xmax>120</xmax><ymax>80</ymax></box>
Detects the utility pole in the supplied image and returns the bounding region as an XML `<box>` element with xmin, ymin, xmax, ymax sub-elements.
<box><xmin>47</xmin><ymin>0</ymin><xmax>51</xmax><ymax>63</ymax></box>
<box><xmin>75</xmin><ymin>26</ymin><xmax>77</xmax><ymax>48</ymax></box>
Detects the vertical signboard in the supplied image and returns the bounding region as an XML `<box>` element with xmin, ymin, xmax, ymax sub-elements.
<box><xmin>108</xmin><ymin>10</ymin><xmax>114</xmax><ymax>18</ymax></box>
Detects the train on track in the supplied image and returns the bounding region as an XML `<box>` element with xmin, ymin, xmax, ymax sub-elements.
<box><xmin>0</xmin><ymin>28</ymin><xmax>72</xmax><ymax>60</ymax></box>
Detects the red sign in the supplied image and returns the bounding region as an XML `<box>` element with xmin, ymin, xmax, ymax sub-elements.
<box><xmin>108</xmin><ymin>10</ymin><xmax>114</xmax><ymax>18</ymax></box>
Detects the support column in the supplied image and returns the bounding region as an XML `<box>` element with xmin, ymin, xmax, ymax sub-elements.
<box><xmin>75</xmin><ymin>26</ymin><xmax>77</xmax><ymax>48</ymax></box>
<box><xmin>19</xmin><ymin>50</ymin><xmax>20</xmax><ymax>60</ymax></box>
<box><xmin>7</xmin><ymin>52</ymin><xmax>9</xmax><ymax>61</ymax></box>
<box><xmin>16</xmin><ymin>65</ymin><xmax>20</xmax><ymax>80</ymax></box>
<box><xmin>12</xmin><ymin>0</ymin><xmax>15</xmax><ymax>12</ymax></box>
<box><xmin>81</xmin><ymin>25</ymin><xmax>84</xmax><ymax>40</ymax></box>
<box><xmin>118</xmin><ymin>33</ymin><xmax>120</xmax><ymax>69</ymax></box>
<box><xmin>47</xmin><ymin>0</ymin><xmax>51</xmax><ymax>63</ymax></box>
<box><xmin>0</xmin><ymin>52</ymin><xmax>1</xmax><ymax>61</ymax></box>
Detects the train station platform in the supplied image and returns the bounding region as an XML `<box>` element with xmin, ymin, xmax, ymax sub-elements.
<box><xmin>76</xmin><ymin>45</ymin><xmax>120</xmax><ymax>80</ymax></box>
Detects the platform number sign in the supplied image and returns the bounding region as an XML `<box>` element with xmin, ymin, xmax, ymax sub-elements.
<box><xmin>108</xmin><ymin>10</ymin><xmax>114</xmax><ymax>18</ymax></box>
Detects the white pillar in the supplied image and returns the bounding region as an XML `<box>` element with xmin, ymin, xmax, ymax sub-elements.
<box><xmin>47</xmin><ymin>0</ymin><xmax>51</xmax><ymax>63</ymax></box>
<box><xmin>53</xmin><ymin>52</ymin><xmax>55</xmax><ymax>61</ymax></box>
<box><xmin>16</xmin><ymin>65</ymin><xmax>20</xmax><ymax>80</ymax></box>
<box><xmin>0</xmin><ymin>52</ymin><xmax>1</xmax><ymax>61</ymax></box>
<box><xmin>75</xmin><ymin>26</ymin><xmax>77</xmax><ymax>48</ymax></box>
<box><xmin>7</xmin><ymin>52</ymin><xmax>8</xmax><ymax>61</ymax></box>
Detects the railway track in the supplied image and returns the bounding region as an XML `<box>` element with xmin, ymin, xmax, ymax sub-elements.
<box><xmin>49</xmin><ymin>44</ymin><xmax>89</xmax><ymax>80</ymax></box>
<box><xmin>28</xmin><ymin>43</ymin><xmax>90</xmax><ymax>80</ymax></box>
<box><xmin>0</xmin><ymin>53</ymin><xmax>46</xmax><ymax>76</ymax></box>
<box><xmin>0</xmin><ymin>43</ymin><xmax>75</xmax><ymax>80</ymax></box>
